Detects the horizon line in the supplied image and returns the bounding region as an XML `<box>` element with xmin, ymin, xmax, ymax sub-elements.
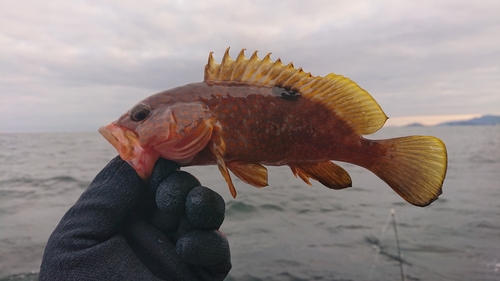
<box><xmin>1</xmin><ymin>113</ymin><xmax>499</xmax><ymax>133</ymax></box>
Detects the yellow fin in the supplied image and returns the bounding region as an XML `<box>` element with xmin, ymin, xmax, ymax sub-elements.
<box><xmin>227</xmin><ymin>162</ymin><xmax>268</xmax><ymax>188</ymax></box>
<box><xmin>289</xmin><ymin>161</ymin><xmax>352</xmax><ymax>190</ymax></box>
<box><xmin>205</xmin><ymin>48</ymin><xmax>388</xmax><ymax>135</ymax></box>
<box><xmin>209</xmin><ymin>123</ymin><xmax>237</xmax><ymax>198</ymax></box>
<box><xmin>370</xmin><ymin>136</ymin><xmax>447</xmax><ymax>207</ymax></box>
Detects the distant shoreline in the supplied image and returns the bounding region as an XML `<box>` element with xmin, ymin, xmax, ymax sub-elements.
<box><xmin>403</xmin><ymin>114</ymin><xmax>500</xmax><ymax>127</ymax></box>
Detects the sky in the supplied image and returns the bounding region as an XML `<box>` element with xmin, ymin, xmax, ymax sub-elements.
<box><xmin>1</xmin><ymin>0</ymin><xmax>499</xmax><ymax>132</ymax></box>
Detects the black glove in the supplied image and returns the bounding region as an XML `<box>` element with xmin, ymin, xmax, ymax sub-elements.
<box><xmin>39</xmin><ymin>156</ymin><xmax>231</xmax><ymax>281</ymax></box>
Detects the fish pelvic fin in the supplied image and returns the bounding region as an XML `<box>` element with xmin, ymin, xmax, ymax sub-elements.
<box><xmin>289</xmin><ymin>161</ymin><xmax>352</xmax><ymax>190</ymax></box>
<box><xmin>370</xmin><ymin>136</ymin><xmax>447</xmax><ymax>207</ymax></box>
<box><xmin>227</xmin><ymin>162</ymin><xmax>268</xmax><ymax>188</ymax></box>
<box><xmin>205</xmin><ymin>48</ymin><xmax>388</xmax><ymax>135</ymax></box>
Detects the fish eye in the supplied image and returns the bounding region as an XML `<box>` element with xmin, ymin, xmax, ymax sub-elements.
<box><xmin>129</xmin><ymin>103</ymin><xmax>151</xmax><ymax>122</ymax></box>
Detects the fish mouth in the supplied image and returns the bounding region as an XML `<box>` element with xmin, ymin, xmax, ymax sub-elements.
<box><xmin>98</xmin><ymin>124</ymin><xmax>137</xmax><ymax>160</ymax></box>
<box><xmin>99</xmin><ymin>124</ymin><xmax>160</xmax><ymax>180</ymax></box>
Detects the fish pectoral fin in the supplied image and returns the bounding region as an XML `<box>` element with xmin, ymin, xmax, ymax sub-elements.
<box><xmin>289</xmin><ymin>161</ymin><xmax>352</xmax><ymax>190</ymax></box>
<box><xmin>216</xmin><ymin>159</ymin><xmax>237</xmax><ymax>198</ymax></box>
<box><xmin>227</xmin><ymin>162</ymin><xmax>268</xmax><ymax>188</ymax></box>
<box><xmin>209</xmin><ymin>125</ymin><xmax>238</xmax><ymax>198</ymax></box>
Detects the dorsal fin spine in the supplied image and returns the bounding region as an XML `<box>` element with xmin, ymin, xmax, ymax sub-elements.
<box><xmin>250</xmin><ymin>50</ymin><xmax>259</xmax><ymax>60</ymax></box>
<box><xmin>249</xmin><ymin>53</ymin><xmax>268</xmax><ymax>82</ymax></box>
<box><xmin>220</xmin><ymin>48</ymin><xmax>234</xmax><ymax>81</ymax></box>
<box><xmin>256</xmin><ymin>59</ymin><xmax>274</xmax><ymax>83</ymax></box>
<box><xmin>274</xmin><ymin>63</ymin><xmax>299</xmax><ymax>87</ymax></box>
<box><xmin>204</xmin><ymin>52</ymin><xmax>217</xmax><ymax>81</ymax></box>
<box><xmin>232</xmin><ymin>49</ymin><xmax>247</xmax><ymax>80</ymax></box>
<box><xmin>240</xmin><ymin>52</ymin><xmax>259</xmax><ymax>82</ymax></box>
<box><xmin>291</xmin><ymin>72</ymin><xmax>313</xmax><ymax>90</ymax></box>
<box><xmin>236</xmin><ymin>49</ymin><xmax>247</xmax><ymax>61</ymax></box>
<box><xmin>221</xmin><ymin>48</ymin><xmax>232</xmax><ymax>65</ymax></box>
<box><xmin>255</xmin><ymin>53</ymin><xmax>274</xmax><ymax>83</ymax></box>
<box><xmin>267</xmin><ymin>59</ymin><xmax>286</xmax><ymax>85</ymax></box>
<box><xmin>281</xmin><ymin>67</ymin><xmax>304</xmax><ymax>89</ymax></box>
<box><xmin>271</xmin><ymin>62</ymin><xmax>291</xmax><ymax>86</ymax></box>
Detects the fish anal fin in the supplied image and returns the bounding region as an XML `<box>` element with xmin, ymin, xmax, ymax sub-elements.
<box><xmin>290</xmin><ymin>165</ymin><xmax>312</xmax><ymax>186</ymax></box>
<box><xmin>289</xmin><ymin>161</ymin><xmax>352</xmax><ymax>190</ymax></box>
<box><xmin>204</xmin><ymin>48</ymin><xmax>388</xmax><ymax>135</ymax></box>
<box><xmin>227</xmin><ymin>162</ymin><xmax>268</xmax><ymax>188</ymax></box>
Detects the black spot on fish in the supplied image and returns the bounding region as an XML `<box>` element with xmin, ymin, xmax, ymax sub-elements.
<box><xmin>273</xmin><ymin>87</ymin><xmax>301</xmax><ymax>101</ymax></box>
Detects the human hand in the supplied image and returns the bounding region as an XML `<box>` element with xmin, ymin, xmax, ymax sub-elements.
<box><xmin>39</xmin><ymin>156</ymin><xmax>231</xmax><ymax>281</ymax></box>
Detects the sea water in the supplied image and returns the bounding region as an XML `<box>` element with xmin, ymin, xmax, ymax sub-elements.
<box><xmin>0</xmin><ymin>126</ymin><xmax>499</xmax><ymax>281</ymax></box>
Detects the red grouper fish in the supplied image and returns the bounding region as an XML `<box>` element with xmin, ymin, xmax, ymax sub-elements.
<box><xmin>99</xmin><ymin>48</ymin><xmax>447</xmax><ymax>207</ymax></box>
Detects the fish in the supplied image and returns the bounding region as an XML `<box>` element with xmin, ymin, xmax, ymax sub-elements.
<box><xmin>99</xmin><ymin>48</ymin><xmax>447</xmax><ymax>207</ymax></box>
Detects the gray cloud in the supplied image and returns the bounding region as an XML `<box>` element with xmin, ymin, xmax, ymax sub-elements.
<box><xmin>1</xmin><ymin>0</ymin><xmax>499</xmax><ymax>131</ymax></box>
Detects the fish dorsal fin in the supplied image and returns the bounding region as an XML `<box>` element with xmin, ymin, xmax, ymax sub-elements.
<box><xmin>204</xmin><ymin>48</ymin><xmax>388</xmax><ymax>135</ymax></box>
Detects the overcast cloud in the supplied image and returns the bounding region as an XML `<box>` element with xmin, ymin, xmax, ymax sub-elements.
<box><xmin>1</xmin><ymin>0</ymin><xmax>499</xmax><ymax>131</ymax></box>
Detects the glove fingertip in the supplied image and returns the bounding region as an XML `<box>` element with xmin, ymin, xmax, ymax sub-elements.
<box><xmin>186</xmin><ymin>186</ymin><xmax>225</xmax><ymax>230</ymax></box>
<box><xmin>156</xmin><ymin>171</ymin><xmax>201</xmax><ymax>216</ymax></box>
<box><xmin>149</xmin><ymin>158</ymin><xmax>180</xmax><ymax>194</ymax></box>
<box><xmin>176</xmin><ymin>230</ymin><xmax>230</xmax><ymax>267</ymax></box>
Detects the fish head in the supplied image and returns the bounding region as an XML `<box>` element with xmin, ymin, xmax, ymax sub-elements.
<box><xmin>99</xmin><ymin>98</ymin><xmax>217</xmax><ymax>180</ymax></box>
<box><xmin>98</xmin><ymin>100</ymin><xmax>171</xmax><ymax>180</ymax></box>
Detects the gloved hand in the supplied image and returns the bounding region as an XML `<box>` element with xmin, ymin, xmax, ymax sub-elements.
<box><xmin>39</xmin><ymin>156</ymin><xmax>231</xmax><ymax>281</ymax></box>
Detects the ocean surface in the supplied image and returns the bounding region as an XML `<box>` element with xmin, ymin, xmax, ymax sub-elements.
<box><xmin>0</xmin><ymin>126</ymin><xmax>499</xmax><ymax>281</ymax></box>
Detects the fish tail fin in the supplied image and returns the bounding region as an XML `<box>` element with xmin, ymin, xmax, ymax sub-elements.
<box><xmin>369</xmin><ymin>136</ymin><xmax>447</xmax><ymax>207</ymax></box>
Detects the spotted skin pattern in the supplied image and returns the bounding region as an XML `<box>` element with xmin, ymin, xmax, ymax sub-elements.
<box><xmin>200</xmin><ymin>87</ymin><xmax>356</xmax><ymax>165</ymax></box>
<box><xmin>111</xmin><ymin>81</ymin><xmax>382</xmax><ymax>170</ymax></box>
